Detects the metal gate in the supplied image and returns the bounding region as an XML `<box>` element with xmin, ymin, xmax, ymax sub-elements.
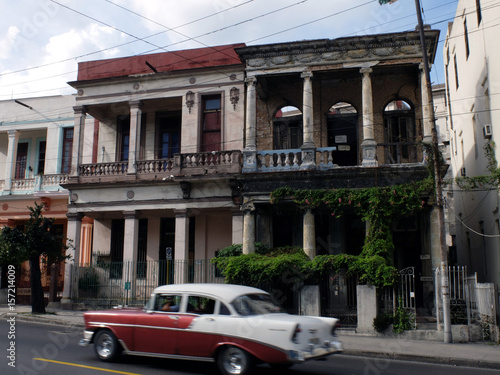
<box><xmin>321</xmin><ymin>271</ymin><xmax>358</xmax><ymax>327</ymax></box>
<box><xmin>398</xmin><ymin>266</ymin><xmax>417</xmax><ymax>329</ymax></box>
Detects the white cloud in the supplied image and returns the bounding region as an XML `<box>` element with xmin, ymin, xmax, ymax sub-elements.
<box><xmin>0</xmin><ymin>0</ymin><xmax>457</xmax><ymax>99</ymax></box>
<box><xmin>0</xmin><ymin>26</ymin><xmax>19</xmax><ymax>61</ymax></box>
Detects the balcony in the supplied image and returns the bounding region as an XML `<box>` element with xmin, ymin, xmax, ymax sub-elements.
<box><xmin>76</xmin><ymin>150</ymin><xmax>242</xmax><ymax>181</ymax></box>
<box><xmin>1</xmin><ymin>174</ymin><xmax>69</xmax><ymax>195</ymax></box>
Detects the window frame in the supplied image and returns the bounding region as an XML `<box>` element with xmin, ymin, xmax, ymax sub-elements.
<box><xmin>200</xmin><ymin>94</ymin><xmax>222</xmax><ymax>152</ymax></box>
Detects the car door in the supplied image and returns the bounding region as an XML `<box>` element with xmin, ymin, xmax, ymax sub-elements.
<box><xmin>133</xmin><ymin>294</ymin><xmax>182</xmax><ymax>354</ymax></box>
<box><xmin>176</xmin><ymin>295</ymin><xmax>218</xmax><ymax>357</ymax></box>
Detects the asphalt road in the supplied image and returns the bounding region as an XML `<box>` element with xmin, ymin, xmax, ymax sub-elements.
<box><xmin>2</xmin><ymin>320</ymin><xmax>499</xmax><ymax>375</ymax></box>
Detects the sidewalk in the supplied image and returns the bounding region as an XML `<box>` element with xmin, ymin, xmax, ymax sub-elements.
<box><xmin>1</xmin><ymin>305</ymin><xmax>499</xmax><ymax>370</ymax></box>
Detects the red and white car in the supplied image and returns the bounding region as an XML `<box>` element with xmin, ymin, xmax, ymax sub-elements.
<box><xmin>79</xmin><ymin>283</ymin><xmax>342</xmax><ymax>375</ymax></box>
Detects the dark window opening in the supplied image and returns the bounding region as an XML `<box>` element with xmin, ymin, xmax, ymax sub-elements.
<box><xmin>383</xmin><ymin>100</ymin><xmax>417</xmax><ymax>164</ymax></box>
<box><xmin>37</xmin><ymin>141</ymin><xmax>46</xmax><ymax>175</ymax></box>
<box><xmin>137</xmin><ymin>219</ymin><xmax>148</xmax><ymax>279</ymax></box>
<box><xmin>476</xmin><ymin>0</ymin><xmax>482</xmax><ymax>25</ymax></box>
<box><xmin>201</xmin><ymin>95</ymin><xmax>221</xmax><ymax>152</ymax></box>
<box><xmin>464</xmin><ymin>18</ymin><xmax>470</xmax><ymax>59</ymax></box>
<box><xmin>110</xmin><ymin>219</ymin><xmax>125</xmax><ymax>279</ymax></box>
<box><xmin>61</xmin><ymin>128</ymin><xmax>73</xmax><ymax>174</ymax></box>
<box><xmin>159</xmin><ymin>218</ymin><xmax>175</xmax><ymax>285</ymax></box>
<box><xmin>15</xmin><ymin>143</ymin><xmax>29</xmax><ymax>179</ymax></box>
<box><xmin>156</xmin><ymin>112</ymin><xmax>181</xmax><ymax>159</ymax></box>
<box><xmin>117</xmin><ymin>115</ymin><xmax>130</xmax><ymax>162</ymax></box>
<box><xmin>273</xmin><ymin>107</ymin><xmax>302</xmax><ymax>150</ymax></box>
<box><xmin>327</xmin><ymin>102</ymin><xmax>358</xmax><ymax>166</ymax></box>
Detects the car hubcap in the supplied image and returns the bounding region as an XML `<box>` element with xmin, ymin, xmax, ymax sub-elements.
<box><xmin>96</xmin><ymin>334</ymin><xmax>113</xmax><ymax>358</ymax></box>
<box><xmin>223</xmin><ymin>348</ymin><xmax>246</xmax><ymax>375</ymax></box>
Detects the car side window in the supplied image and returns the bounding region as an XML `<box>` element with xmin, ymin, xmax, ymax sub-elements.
<box><xmin>219</xmin><ymin>303</ymin><xmax>231</xmax><ymax>316</ymax></box>
<box><xmin>157</xmin><ymin>294</ymin><xmax>182</xmax><ymax>312</ymax></box>
<box><xmin>187</xmin><ymin>295</ymin><xmax>216</xmax><ymax>315</ymax></box>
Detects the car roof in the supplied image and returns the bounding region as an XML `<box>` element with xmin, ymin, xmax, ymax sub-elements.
<box><xmin>152</xmin><ymin>283</ymin><xmax>267</xmax><ymax>303</ymax></box>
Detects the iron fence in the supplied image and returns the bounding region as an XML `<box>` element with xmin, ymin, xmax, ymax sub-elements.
<box><xmin>70</xmin><ymin>260</ymin><xmax>224</xmax><ymax>308</ymax></box>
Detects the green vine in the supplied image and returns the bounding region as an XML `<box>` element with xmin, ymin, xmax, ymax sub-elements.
<box><xmin>214</xmin><ymin>178</ymin><xmax>433</xmax><ymax>288</ymax></box>
<box><xmin>454</xmin><ymin>142</ymin><xmax>500</xmax><ymax>189</ymax></box>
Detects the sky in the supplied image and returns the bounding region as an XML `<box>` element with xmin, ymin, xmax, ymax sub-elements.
<box><xmin>0</xmin><ymin>0</ymin><xmax>459</xmax><ymax>100</ymax></box>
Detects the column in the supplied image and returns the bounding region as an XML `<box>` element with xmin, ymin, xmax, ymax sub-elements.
<box><xmin>243</xmin><ymin>77</ymin><xmax>258</xmax><ymax>172</ymax></box>
<box><xmin>301</xmin><ymin>71</ymin><xmax>314</xmax><ymax>147</ymax></box>
<box><xmin>79</xmin><ymin>217</ymin><xmax>94</xmax><ymax>264</ymax></box>
<box><xmin>241</xmin><ymin>202</ymin><xmax>256</xmax><ymax>254</ymax></box>
<box><xmin>123</xmin><ymin>211</ymin><xmax>139</xmax><ymax>297</ymax></box>
<box><xmin>3</xmin><ymin>130</ymin><xmax>19</xmax><ymax>195</ymax></box>
<box><xmin>303</xmin><ymin>208</ymin><xmax>316</xmax><ymax>259</ymax></box>
<box><xmin>420</xmin><ymin>63</ymin><xmax>433</xmax><ymax>144</ymax></box>
<box><xmin>174</xmin><ymin>209</ymin><xmax>190</xmax><ymax>283</ymax></box>
<box><xmin>128</xmin><ymin>100</ymin><xmax>142</xmax><ymax>174</ymax></box>
<box><xmin>61</xmin><ymin>212</ymin><xmax>82</xmax><ymax>303</ymax></box>
<box><xmin>231</xmin><ymin>209</ymin><xmax>243</xmax><ymax>245</ymax></box>
<box><xmin>360</xmin><ymin>68</ymin><xmax>378</xmax><ymax>167</ymax></box>
<box><xmin>301</xmin><ymin>71</ymin><xmax>316</xmax><ymax>169</ymax></box>
<box><xmin>71</xmin><ymin>106</ymin><xmax>86</xmax><ymax>176</ymax></box>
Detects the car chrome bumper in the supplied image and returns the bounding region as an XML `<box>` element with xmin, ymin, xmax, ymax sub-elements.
<box><xmin>287</xmin><ymin>340</ymin><xmax>342</xmax><ymax>363</ymax></box>
<box><xmin>79</xmin><ymin>330</ymin><xmax>94</xmax><ymax>347</ymax></box>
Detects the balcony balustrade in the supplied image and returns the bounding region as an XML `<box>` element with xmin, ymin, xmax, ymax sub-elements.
<box><xmin>71</xmin><ymin>142</ymin><xmax>423</xmax><ymax>182</ymax></box>
<box><xmin>0</xmin><ymin>174</ymin><xmax>69</xmax><ymax>194</ymax></box>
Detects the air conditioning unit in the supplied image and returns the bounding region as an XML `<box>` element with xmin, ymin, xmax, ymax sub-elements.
<box><xmin>483</xmin><ymin>124</ymin><xmax>492</xmax><ymax>138</ymax></box>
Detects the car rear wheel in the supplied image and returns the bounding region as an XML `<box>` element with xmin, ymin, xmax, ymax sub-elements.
<box><xmin>93</xmin><ymin>330</ymin><xmax>121</xmax><ymax>362</ymax></box>
<box><xmin>217</xmin><ymin>346</ymin><xmax>252</xmax><ymax>375</ymax></box>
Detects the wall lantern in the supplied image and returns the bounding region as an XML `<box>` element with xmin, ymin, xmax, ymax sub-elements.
<box><xmin>186</xmin><ymin>91</ymin><xmax>195</xmax><ymax>113</ymax></box>
<box><xmin>230</xmin><ymin>87</ymin><xmax>240</xmax><ymax>110</ymax></box>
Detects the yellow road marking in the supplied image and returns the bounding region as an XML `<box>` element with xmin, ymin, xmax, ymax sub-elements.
<box><xmin>33</xmin><ymin>358</ymin><xmax>143</xmax><ymax>375</ymax></box>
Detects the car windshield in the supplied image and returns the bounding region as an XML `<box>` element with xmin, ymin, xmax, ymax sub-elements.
<box><xmin>231</xmin><ymin>293</ymin><xmax>283</xmax><ymax>316</ymax></box>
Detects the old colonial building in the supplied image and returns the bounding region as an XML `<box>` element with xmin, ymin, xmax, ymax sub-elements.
<box><xmin>62</xmin><ymin>29</ymin><xmax>444</xmax><ymax>317</ymax></box>
<box><xmin>0</xmin><ymin>95</ymin><xmax>82</xmax><ymax>301</ymax></box>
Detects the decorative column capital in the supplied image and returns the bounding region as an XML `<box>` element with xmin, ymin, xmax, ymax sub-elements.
<box><xmin>73</xmin><ymin>105</ymin><xmax>87</xmax><ymax>115</ymax></box>
<box><xmin>360</xmin><ymin>67</ymin><xmax>373</xmax><ymax>76</ymax></box>
<box><xmin>66</xmin><ymin>212</ymin><xmax>83</xmax><ymax>221</ymax></box>
<box><xmin>123</xmin><ymin>210</ymin><xmax>138</xmax><ymax>220</ymax></box>
<box><xmin>129</xmin><ymin>100</ymin><xmax>143</xmax><ymax>110</ymax></box>
<box><xmin>240</xmin><ymin>201</ymin><xmax>255</xmax><ymax>214</ymax></box>
<box><xmin>245</xmin><ymin>76</ymin><xmax>257</xmax><ymax>86</ymax></box>
<box><xmin>301</xmin><ymin>71</ymin><xmax>313</xmax><ymax>80</ymax></box>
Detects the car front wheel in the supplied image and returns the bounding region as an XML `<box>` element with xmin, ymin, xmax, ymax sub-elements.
<box><xmin>93</xmin><ymin>330</ymin><xmax>121</xmax><ymax>362</ymax></box>
<box><xmin>217</xmin><ymin>346</ymin><xmax>252</xmax><ymax>375</ymax></box>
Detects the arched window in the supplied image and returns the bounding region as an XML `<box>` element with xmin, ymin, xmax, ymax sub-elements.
<box><xmin>327</xmin><ymin>102</ymin><xmax>358</xmax><ymax>166</ymax></box>
<box><xmin>273</xmin><ymin>106</ymin><xmax>302</xmax><ymax>150</ymax></box>
<box><xmin>383</xmin><ymin>100</ymin><xmax>417</xmax><ymax>164</ymax></box>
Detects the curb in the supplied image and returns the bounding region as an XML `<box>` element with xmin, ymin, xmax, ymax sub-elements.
<box><xmin>6</xmin><ymin>313</ymin><xmax>85</xmax><ymax>328</ymax></box>
<box><xmin>342</xmin><ymin>349</ymin><xmax>500</xmax><ymax>370</ymax></box>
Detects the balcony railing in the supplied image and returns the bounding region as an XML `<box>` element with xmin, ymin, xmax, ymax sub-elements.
<box><xmin>1</xmin><ymin>174</ymin><xmax>69</xmax><ymax>194</ymax></box>
<box><xmin>79</xmin><ymin>161</ymin><xmax>129</xmax><ymax>176</ymax></box>
<box><xmin>377</xmin><ymin>142</ymin><xmax>421</xmax><ymax>165</ymax></box>
<box><xmin>78</xmin><ymin>151</ymin><xmax>242</xmax><ymax>180</ymax></box>
<box><xmin>256</xmin><ymin>147</ymin><xmax>338</xmax><ymax>172</ymax></box>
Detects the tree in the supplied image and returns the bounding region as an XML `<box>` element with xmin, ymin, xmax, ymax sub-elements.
<box><xmin>0</xmin><ymin>203</ymin><xmax>70</xmax><ymax>313</ymax></box>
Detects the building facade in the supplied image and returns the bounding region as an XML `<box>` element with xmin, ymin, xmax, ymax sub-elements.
<box><xmin>61</xmin><ymin>29</ymin><xmax>446</xmax><ymax>317</ymax></box>
<box><xmin>444</xmin><ymin>0</ymin><xmax>500</xmax><ymax>288</ymax></box>
<box><xmin>0</xmin><ymin>95</ymin><xmax>82</xmax><ymax>301</ymax></box>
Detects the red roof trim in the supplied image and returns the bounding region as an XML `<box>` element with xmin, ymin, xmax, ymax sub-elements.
<box><xmin>77</xmin><ymin>43</ymin><xmax>246</xmax><ymax>81</ymax></box>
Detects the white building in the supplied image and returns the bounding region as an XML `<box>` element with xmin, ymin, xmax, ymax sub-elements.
<box><xmin>0</xmin><ymin>95</ymin><xmax>83</xmax><ymax>298</ymax></box>
<box><xmin>444</xmin><ymin>0</ymin><xmax>500</xmax><ymax>287</ymax></box>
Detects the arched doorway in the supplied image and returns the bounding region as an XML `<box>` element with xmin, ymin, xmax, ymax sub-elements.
<box><xmin>273</xmin><ymin>106</ymin><xmax>302</xmax><ymax>150</ymax></box>
<box><xmin>383</xmin><ymin>100</ymin><xmax>417</xmax><ymax>164</ymax></box>
<box><xmin>327</xmin><ymin>102</ymin><xmax>358</xmax><ymax>166</ymax></box>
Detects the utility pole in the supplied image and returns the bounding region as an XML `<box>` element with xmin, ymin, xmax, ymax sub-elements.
<box><xmin>413</xmin><ymin>0</ymin><xmax>452</xmax><ymax>343</ymax></box>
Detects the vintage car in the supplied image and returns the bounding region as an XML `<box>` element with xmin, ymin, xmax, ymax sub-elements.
<box><xmin>79</xmin><ymin>283</ymin><xmax>342</xmax><ymax>375</ymax></box>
